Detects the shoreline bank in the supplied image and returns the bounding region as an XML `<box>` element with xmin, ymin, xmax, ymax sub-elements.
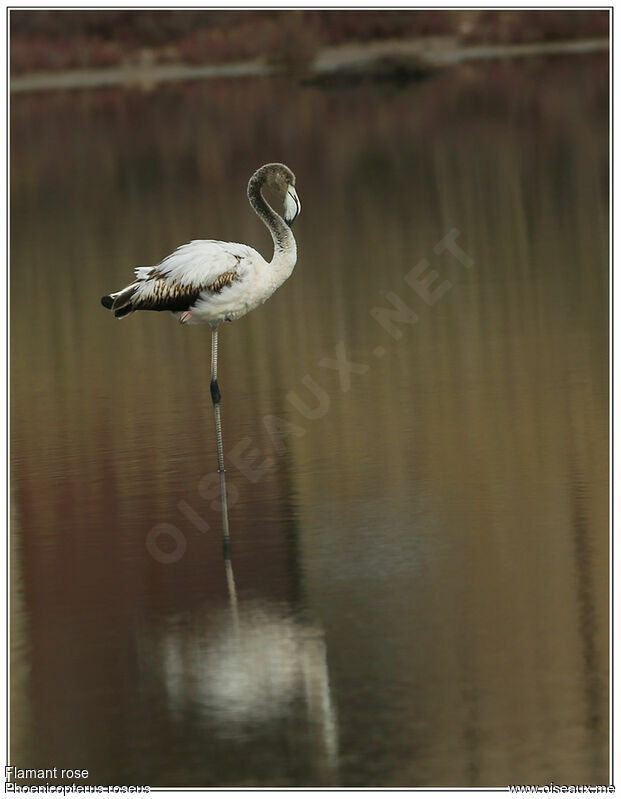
<box><xmin>11</xmin><ymin>35</ymin><xmax>609</xmax><ymax>94</ymax></box>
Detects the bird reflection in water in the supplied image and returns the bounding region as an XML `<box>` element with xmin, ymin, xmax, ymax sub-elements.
<box><xmin>140</xmin><ymin>552</ymin><xmax>339</xmax><ymax>785</ymax></box>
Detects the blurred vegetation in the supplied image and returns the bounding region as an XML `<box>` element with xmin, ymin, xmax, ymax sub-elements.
<box><xmin>10</xmin><ymin>9</ymin><xmax>609</xmax><ymax>75</ymax></box>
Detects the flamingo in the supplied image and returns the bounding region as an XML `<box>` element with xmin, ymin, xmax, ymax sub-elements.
<box><xmin>101</xmin><ymin>163</ymin><xmax>301</xmax><ymax>543</ymax></box>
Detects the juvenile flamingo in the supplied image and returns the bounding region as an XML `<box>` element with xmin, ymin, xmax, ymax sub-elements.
<box><xmin>101</xmin><ymin>163</ymin><xmax>301</xmax><ymax>543</ymax></box>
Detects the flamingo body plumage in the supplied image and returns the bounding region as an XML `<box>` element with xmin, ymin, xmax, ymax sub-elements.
<box><xmin>101</xmin><ymin>163</ymin><xmax>300</xmax><ymax>327</ymax></box>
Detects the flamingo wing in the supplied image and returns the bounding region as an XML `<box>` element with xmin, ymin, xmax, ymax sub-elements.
<box><xmin>106</xmin><ymin>240</ymin><xmax>258</xmax><ymax>318</ymax></box>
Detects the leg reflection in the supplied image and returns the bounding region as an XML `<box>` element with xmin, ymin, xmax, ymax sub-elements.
<box><xmin>141</xmin><ymin>552</ymin><xmax>340</xmax><ymax>784</ymax></box>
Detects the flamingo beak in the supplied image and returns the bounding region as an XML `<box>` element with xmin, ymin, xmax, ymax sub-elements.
<box><xmin>284</xmin><ymin>186</ymin><xmax>301</xmax><ymax>226</ymax></box>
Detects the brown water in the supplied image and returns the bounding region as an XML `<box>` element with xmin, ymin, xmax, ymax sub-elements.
<box><xmin>10</xmin><ymin>56</ymin><xmax>609</xmax><ymax>788</ymax></box>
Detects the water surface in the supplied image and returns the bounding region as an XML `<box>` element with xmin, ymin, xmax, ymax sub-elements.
<box><xmin>11</xmin><ymin>55</ymin><xmax>609</xmax><ymax>787</ymax></box>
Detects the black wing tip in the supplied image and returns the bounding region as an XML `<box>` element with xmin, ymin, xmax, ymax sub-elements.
<box><xmin>102</xmin><ymin>293</ymin><xmax>133</xmax><ymax>317</ymax></box>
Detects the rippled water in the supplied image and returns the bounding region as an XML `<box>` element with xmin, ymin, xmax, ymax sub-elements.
<box><xmin>11</xmin><ymin>55</ymin><xmax>609</xmax><ymax>787</ymax></box>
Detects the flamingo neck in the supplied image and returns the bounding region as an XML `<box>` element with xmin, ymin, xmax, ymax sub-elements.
<box><xmin>247</xmin><ymin>175</ymin><xmax>297</xmax><ymax>272</ymax></box>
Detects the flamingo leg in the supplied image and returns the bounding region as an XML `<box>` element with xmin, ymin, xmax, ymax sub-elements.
<box><xmin>210</xmin><ymin>325</ymin><xmax>230</xmax><ymax>552</ymax></box>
